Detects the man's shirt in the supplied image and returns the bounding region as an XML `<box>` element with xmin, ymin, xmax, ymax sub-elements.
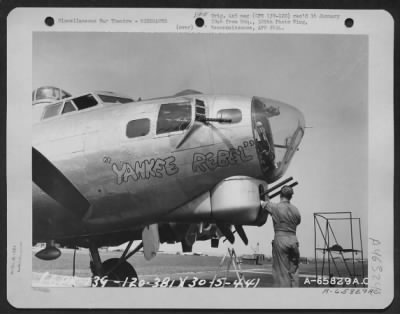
<box><xmin>261</xmin><ymin>199</ymin><xmax>301</xmax><ymax>234</ymax></box>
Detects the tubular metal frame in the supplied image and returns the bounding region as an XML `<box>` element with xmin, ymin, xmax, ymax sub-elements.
<box><xmin>313</xmin><ymin>212</ymin><xmax>365</xmax><ymax>287</ymax></box>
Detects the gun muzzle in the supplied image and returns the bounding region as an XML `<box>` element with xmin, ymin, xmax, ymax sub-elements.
<box><xmin>261</xmin><ymin>176</ymin><xmax>293</xmax><ymax>198</ymax></box>
<box><xmin>268</xmin><ymin>181</ymin><xmax>298</xmax><ymax>199</ymax></box>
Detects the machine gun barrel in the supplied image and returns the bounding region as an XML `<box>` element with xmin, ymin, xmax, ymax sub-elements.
<box><xmin>201</xmin><ymin>117</ymin><xmax>232</xmax><ymax>123</ymax></box>
<box><xmin>261</xmin><ymin>177</ymin><xmax>293</xmax><ymax>197</ymax></box>
<box><xmin>268</xmin><ymin>181</ymin><xmax>298</xmax><ymax>199</ymax></box>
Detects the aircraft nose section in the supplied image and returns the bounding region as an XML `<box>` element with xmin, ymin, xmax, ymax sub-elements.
<box><xmin>266</xmin><ymin>98</ymin><xmax>305</xmax><ymax>138</ymax></box>
<box><xmin>251</xmin><ymin>97</ymin><xmax>305</xmax><ymax>182</ymax></box>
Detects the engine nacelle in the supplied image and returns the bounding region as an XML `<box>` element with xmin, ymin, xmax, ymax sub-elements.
<box><xmin>210</xmin><ymin>176</ymin><xmax>261</xmax><ymax>224</ymax></box>
<box><xmin>165</xmin><ymin>176</ymin><xmax>267</xmax><ymax>226</ymax></box>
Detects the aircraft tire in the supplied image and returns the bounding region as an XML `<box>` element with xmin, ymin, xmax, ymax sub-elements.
<box><xmin>102</xmin><ymin>258</ymin><xmax>138</xmax><ymax>287</ymax></box>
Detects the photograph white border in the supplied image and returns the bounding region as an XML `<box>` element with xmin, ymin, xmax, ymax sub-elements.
<box><xmin>7</xmin><ymin>8</ymin><xmax>394</xmax><ymax>309</ymax></box>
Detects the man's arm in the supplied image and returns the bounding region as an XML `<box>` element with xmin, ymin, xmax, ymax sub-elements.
<box><xmin>260</xmin><ymin>199</ymin><xmax>273</xmax><ymax>214</ymax></box>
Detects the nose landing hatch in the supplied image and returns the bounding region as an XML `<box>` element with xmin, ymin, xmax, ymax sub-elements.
<box><xmin>251</xmin><ymin>97</ymin><xmax>305</xmax><ymax>182</ymax></box>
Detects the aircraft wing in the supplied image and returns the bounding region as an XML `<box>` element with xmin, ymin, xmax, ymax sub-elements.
<box><xmin>32</xmin><ymin>147</ymin><xmax>90</xmax><ymax>219</ymax></box>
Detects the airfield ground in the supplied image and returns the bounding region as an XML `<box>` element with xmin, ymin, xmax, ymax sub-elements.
<box><xmin>32</xmin><ymin>248</ymin><xmax>367</xmax><ymax>288</ymax></box>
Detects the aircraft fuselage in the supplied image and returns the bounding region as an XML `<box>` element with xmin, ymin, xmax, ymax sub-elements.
<box><xmin>33</xmin><ymin>93</ymin><xmax>305</xmax><ymax>243</ymax></box>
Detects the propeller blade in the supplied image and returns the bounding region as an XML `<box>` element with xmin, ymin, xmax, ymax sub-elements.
<box><xmin>32</xmin><ymin>147</ymin><xmax>90</xmax><ymax>219</ymax></box>
<box><xmin>184</xmin><ymin>224</ymin><xmax>198</xmax><ymax>246</ymax></box>
<box><xmin>217</xmin><ymin>223</ymin><xmax>235</xmax><ymax>244</ymax></box>
<box><xmin>235</xmin><ymin>225</ymin><xmax>248</xmax><ymax>245</ymax></box>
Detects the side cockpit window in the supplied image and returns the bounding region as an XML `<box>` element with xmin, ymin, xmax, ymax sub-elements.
<box><xmin>126</xmin><ymin>119</ymin><xmax>150</xmax><ymax>138</ymax></box>
<box><xmin>73</xmin><ymin>94</ymin><xmax>98</xmax><ymax>110</ymax></box>
<box><xmin>156</xmin><ymin>101</ymin><xmax>192</xmax><ymax>134</ymax></box>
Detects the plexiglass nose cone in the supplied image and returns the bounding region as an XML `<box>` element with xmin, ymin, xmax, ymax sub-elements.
<box><xmin>251</xmin><ymin>97</ymin><xmax>305</xmax><ymax>182</ymax></box>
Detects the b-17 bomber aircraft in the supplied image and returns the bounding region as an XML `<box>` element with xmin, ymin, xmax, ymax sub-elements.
<box><xmin>32</xmin><ymin>88</ymin><xmax>305</xmax><ymax>284</ymax></box>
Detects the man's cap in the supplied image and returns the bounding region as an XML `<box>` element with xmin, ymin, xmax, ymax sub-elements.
<box><xmin>280</xmin><ymin>185</ymin><xmax>294</xmax><ymax>197</ymax></box>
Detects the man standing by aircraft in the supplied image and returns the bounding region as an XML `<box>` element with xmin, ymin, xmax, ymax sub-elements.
<box><xmin>261</xmin><ymin>186</ymin><xmax>301</xmax><ymax>287</ymax></box>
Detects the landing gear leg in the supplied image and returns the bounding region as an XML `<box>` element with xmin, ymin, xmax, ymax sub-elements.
<box><xmin>89</xmin><ymin>243</ymin><xmax>104</xmax><ymax>277</ymax></box>
<box><xmin>89</xmin><ymin>240</ymin><xmax>143</xmax><ymax>287</ymax></box>
<box><xmin>89</xmin><ymin>242</ymin><xmax>110</xmax><ymax>287</ymax></box>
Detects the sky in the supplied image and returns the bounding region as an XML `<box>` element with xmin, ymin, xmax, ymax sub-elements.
<box><xmin>33</xmin><ymin>32</ymin><xmax>368</xmax><ymax>258</ymax></box>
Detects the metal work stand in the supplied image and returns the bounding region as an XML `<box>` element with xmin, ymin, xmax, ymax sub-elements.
<box><xmin>313</xmin><ymin>212</ymin><xmax>365</xmax><ymax>287</ymax></box>
<box><xmin>216</xmin><ymin>248</ymin><xmax>245</xmax><ymax>286</ymax></box>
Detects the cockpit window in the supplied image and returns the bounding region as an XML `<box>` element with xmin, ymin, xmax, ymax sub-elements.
<box><xmin>62</xmin><ymin>100</ymin><xmax>77</xmax><ymax>114</ymax></box>
<box><xmin>42</xmin><ymin>102</ymin><xmax>63</xmax><ymax>120</ymax></box>
<box><xmin>98</xmin><ymin>94</ymin><xmax>133</xmax><ymax>104</ymax></box>
<box><xmin>73</xmin><ymin>94</ymin><xmax>98</xmax><ymax>110</ymax></box>
<box><xmin>157</xmin><ymin>102</ymin><xmax>192</xmax><ymax>134</ymax></box>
